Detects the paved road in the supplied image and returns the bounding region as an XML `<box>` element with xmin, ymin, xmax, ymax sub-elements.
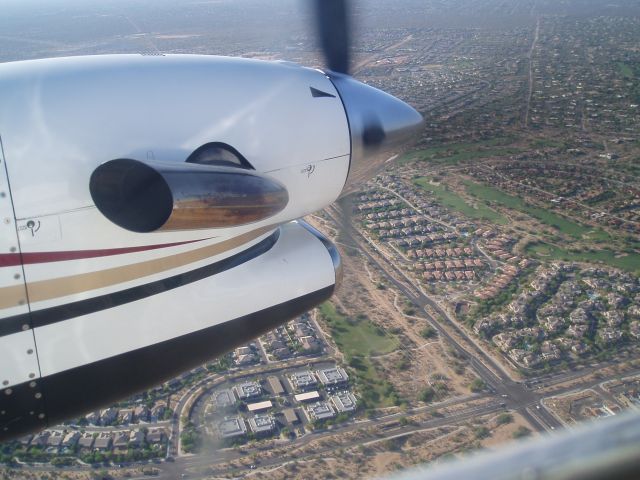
<box><xmin>524</xmin><ymin>16</ymin><xmax>540</xmax><ymax>128</ymax></box>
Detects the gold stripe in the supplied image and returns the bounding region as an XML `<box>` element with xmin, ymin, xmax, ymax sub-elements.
<box><xmin>0</xmin><ymin>225</ymin><xmax>274</xmax><ymax>309</ymax></box>
<box><xmin>0</xmin><ymin>284</ymin><xmax>28</xmax><ymax>311</ymax></box>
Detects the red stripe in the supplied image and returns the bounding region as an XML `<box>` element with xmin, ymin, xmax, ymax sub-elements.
<box><xmin>0</xmin><ymin>253</ymin><xmax>21</xmax><ymax>267</ymax></box>
<box><xmin>0</xmin><ymin>239</ymin><xmax>207</xmax><ymax>267</ymax></box>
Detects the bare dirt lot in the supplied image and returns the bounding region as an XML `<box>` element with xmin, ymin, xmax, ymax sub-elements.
<box><xmin>329</xmin><ymin>238</ymin><xmax>478</xmax><ymax>404</ymax></box>
<box><xmin>239</xmin><ymin>411</ymin><xmax>534</xmax><ymax>480</ymax></box>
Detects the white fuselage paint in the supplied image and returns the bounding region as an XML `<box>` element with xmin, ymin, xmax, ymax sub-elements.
<box><xmin>34</xmin><ymin>222</ymin><xmax>336</xmax><ymax>377</ymax></box>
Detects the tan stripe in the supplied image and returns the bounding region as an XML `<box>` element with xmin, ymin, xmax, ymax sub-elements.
<box><xmin>0</xmin><ymin>284</ymin><xmax>29</xmax><ymax>310</ymax></box>
<box><xmin>0</xmin><ymin>225</ymin><xmax>274</xmax><ymax>308</ymax></box>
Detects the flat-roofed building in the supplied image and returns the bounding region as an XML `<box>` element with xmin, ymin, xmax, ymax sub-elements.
<box><xmin>234</xmin><ymin>381</ymin><xmax>262</xmax><ymax>400</ymax></box>
<box><xmin>214</xmin><ymin>389</ymin><xmax>237</xmax><ymax>409</ymax></box>
<box><xmin>289</xmin><ymin>370</ymin><xmax>317</xmax><ymax>391</ymax></box>
<box><xmin>267</xmin><ymin>376</ymin><xmax>285</xmax><ymax>395</ymax></box>
<box><xmin>294</xmin><ymin>391</ymin><xmax>320</xmax><ymax>403</ymax></box>
<box><xmin>217</xmin><ymin>416</ymin><xmax>247</xmax><ymax>439</ymax></box>
<box><xmin>305</xmin><ymin>401</ymin><xmax>336</xmax><ymax>421</ymax></box>
<box><xmin>247</xmin><ymin>400</ymin><xmax>273</xmax><ymax>412</ymax></box>
<box><xmin>282</xmin><ymin>408</ymin><xmax>300</xmax><ymax>425</ymax></box>
<box><xmin>317</xmin><ymin>367</ymin><xmax>349</xmax><ymax>387</ymax></box>
<box><xmin>248</xmin><ymin>414</ymin><xmax>276</xmax><ymax>436</ymax></box>
<box><xmin>331</xmin><ymin>392</ymin><xmax>357</xmax><ymax>413</ymax></box>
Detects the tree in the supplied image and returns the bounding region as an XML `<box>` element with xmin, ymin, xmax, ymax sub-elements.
<box><xmin>419</xmin><ymin>387</ymin><xmax>435</xmax><ymax>403</ymax></box>
<box><xmin>497</xmin><ymin>413</ymin><xmax>514</xmax><ymax>425</ymax></box>
<box><xmin>513</xmin><ymin>426</ymin><xmax>532</xmax><ymax>439</ymax></box>
<box><xmin>51</xmin><ymin>456</ymin><xmax>74</xmax><ymax>467</ymax></box>
<box><xmin>469</xmin><ymin>378</ymin><xmax>487</xmax><ymax>393</ymax></box>
<box><xmin>395</xmin><ymin>357</ymin><xmax>410</xmax><ymax>371</ymax></box>
<box><xmin>420</xmin><ymin>326</ymin><xmax>437</xmax><ymax>339</ymax></box>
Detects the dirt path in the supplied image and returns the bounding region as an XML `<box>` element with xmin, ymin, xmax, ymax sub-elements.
<box><xmin>524</xmin><ymin>16</ymin><xmax>540</xmax><ymax>128</ymax></box>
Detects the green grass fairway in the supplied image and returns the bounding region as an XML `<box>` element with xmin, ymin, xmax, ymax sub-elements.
<box><xmin>525</xmin><ymin>242</ymin><xmax>640</xmax><ymax>273</ymax></box>
<box><xmin>463</xmin><ymin>180</ymin><xmax>611</xmax><ymax>241</ymax></box>
<box><xmin>618</xmin><ymin>62</ymin><xmax>634</xmax><ymax>79</ymax></box>
<box><xmin>401</xmin><ymin>137</ymin><xmax>522</xmax><ymax>165</ymax></box>
<box><xmin>319</xmin><ymin>303</ymin><xmax>398</xmax><ymax>356</ymax></box>
<box><xmin>318</xmin><ymin>303</ymin><xmax>400</xmax><ymax>408</ymax></box>
<box><xmin>413</xmin><ymin>178</ymin><xmax>508</xmax><ymax>225</ymax></box>
<box><xmin>530</xmin><ymin>138</ymin><xmax>565</xmax><ymax>149</ymax></box>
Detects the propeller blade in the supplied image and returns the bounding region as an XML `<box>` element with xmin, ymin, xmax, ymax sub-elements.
<box><xmin>313</xmin><ymin>0</ymin><xmax>351</xmax><ymax>74</ymax></box>
<box><xmin>336</xmin><ymin>194</ymin><xmax>356</xmax><ymax>250</ymax></box>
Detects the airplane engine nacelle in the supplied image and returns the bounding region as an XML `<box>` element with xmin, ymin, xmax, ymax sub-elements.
<box><xmin>0</xmin><ymin>54</ymin><xmax>420</xmax><ymax>441</ymax></box>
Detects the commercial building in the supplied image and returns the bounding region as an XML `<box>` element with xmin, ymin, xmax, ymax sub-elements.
<box><xmin>248</xmin><ymin>414</ymin><xmax>276</xmax><ymax>436</ymax></box>
<box><xmin>305</xmin><ymin>401</ymin><xmax>336</xmax><ymax>421</ymax></box>
<box><xmin>294</xmin><ymin>391</ymin><xmax>320</xmax><ymax>403</ymax></box>
<box><xmin>217</xmin><ymin>416</ymin><xmax>247</xmax><ymax>439</ymax></box>
<box><xmin>267</xmin><ymin>376</ymin><xmax>285</xmax><ymax>395</ymax></box>
<box><xmin>282</xmin><ymin>408</ymin><xmax>300</xmax><ymax>425</ymax></box>
<box><xmin>331</xmin><ymin>392</ymin><xmax>357</xmax><ymax>413</ymax></box>
<box><xmin>214</xmin><ymin>389</ymin><xmax>237</xmax><ymax>409</ymax></box>
<box><xmin>234</xmin><ymin>381</ymin><xmax>262</xmax><ymax>400</ymax></box>
<box><xmin>247</xmin><ymin>400</ymin><xmax>273</xmax><ymax>412</ymax></box>
<box><xmin>317</xmin><ymin>367</ymin><xmax>349</xmax><ymax>387</ymax></box>
<box><xmin>289</xmin><ymin>370</ymin><xmax>318</xmax><ymax>391</ymax></box>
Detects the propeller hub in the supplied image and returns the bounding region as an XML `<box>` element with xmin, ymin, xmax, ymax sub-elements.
<box><xmin>328</xmin><ymin>73</ymin><xmax>424</xmax><ymax>194</ymax></box>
